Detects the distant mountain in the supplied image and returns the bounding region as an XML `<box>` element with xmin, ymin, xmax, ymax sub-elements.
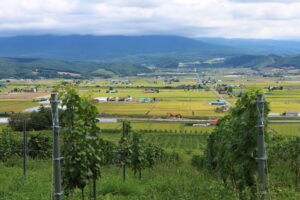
<box><xmin>0</xmin><ymin>35</ymin><xmax>242</xmax><ymax>64</ymax></box>
<box><xmin>197</xmin><ymin>38</ymin><xmax>300</xmax><ymax>55</ymax></box>
<box><xmin>0</xmin><ymin>57</ymin><xmax>150</xmax><ymax>79</ymax></box>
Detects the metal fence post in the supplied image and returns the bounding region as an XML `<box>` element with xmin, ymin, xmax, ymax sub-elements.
<box><xmin>256</xmin><ymin>94</ymin><xmax>266</xmax><ymax>200</ymax></box>
<box><xmin>23</xmin><ymin>119</ymin><xmax>27</xmax><ymax>178</ymax></box>
<box><xmin>50</xmin><ymin>93</ymin><xmax>63</xmax><ymax>200</ymax></box>
<box><xmin>122</xmin><ymin>121</ymin><xmax>126</xmax><ymax>182</ymax></box>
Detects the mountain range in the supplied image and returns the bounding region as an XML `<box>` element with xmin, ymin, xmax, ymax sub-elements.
<box><xmin>0</xmin><ymin>35</ymin><xmax>241</xmax><ymax>63</ymax></box>
<box><xmin>1</xmin><ymin>35</ymin><xmax>300</xmax><ymax>78</ymax></box>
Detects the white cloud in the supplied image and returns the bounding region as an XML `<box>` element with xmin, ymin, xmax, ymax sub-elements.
<box><xmin>0</xmin><ymin>0</ymin><xmax>300</xmax><ymax>39</ymax></box>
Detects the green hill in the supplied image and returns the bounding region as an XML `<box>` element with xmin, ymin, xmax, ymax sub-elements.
<box><xmin>0</xmin><ymin>58</ymin><xmax>150</xmax><ymax>79</ymax></box>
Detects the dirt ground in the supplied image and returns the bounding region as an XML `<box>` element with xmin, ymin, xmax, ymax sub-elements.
<box><xmin>0</xmin><ymin>92</ymin><xmax>50</xmax><ymax>99</ymax></box>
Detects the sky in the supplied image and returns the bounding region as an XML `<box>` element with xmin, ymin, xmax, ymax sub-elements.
<box><xmin>1</xmin><ymin>0</ymin><xmax>300</xmax><ymax>39</ymax></box>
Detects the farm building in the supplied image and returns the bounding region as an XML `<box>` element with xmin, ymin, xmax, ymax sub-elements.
<box><xmin>210</xmin><ymin>100</ymin><xmax>226</xmax><ymax>105</ymax></box>
<box><xmin>106</xmin><ymin>96</ymin><xmax>132</xmax><ymax>102</ymax></box>
<box><xmin>268</xmin><ymin>86</ymin><xmax>283</xmax><ymax>91</ymax></box>
<box><xmin>216</xmin><ymin>84</ymin><xmax>232</xmax><ymax>94</ymax></box>
<box><xmin>22</xmin><ymin>87</ymin><xmax>37</xmax><ymax>93</ymax></box>
<box><xmin>93</xmin><ymin>97</ymin><xmax>108</xmax><ymax>102</ymax></box>
<box><xmin>140</xmin><ymin>97</ymin><xmax>151</xmax><ymax>103</ymax></box>
<box><xmin>0</xmin><ymin>118</ymin><xmax>9</xmax><ymax>124</ymax></box>
<box><xmin>283</xmin><ymin>111</ymin><xmax>299</xmax><ymax>117</ymax></box>
<box><xmin>118</xmin><ymin>96</ymin><xmax>132</xmax><ymax>102</ymax></box>
<box><xmin>106</xmin><ymin>89</ymin><xmax>118</xmax><ymax>93</ymax></box>
<box><xmin>210</xmin><ymin>120</ymin><xmax>218</xmax><ymax>126</ymax></box>
<box><xmin>268</xmin><ymin>113</ymin><xmax>281</xmax><ymax>117</ymax></box>
<box><xmin>215</xmin><ymin>105</ymin><xmax>228</xmax><ymax>112</ymax></box>
<box><xmin>192</xmin><ymin>123</ymin><xmax>210</xmax><ymax>127</ymax></box>
<box><xmin>192</xmin><ymin>120</ymin><xmax>218</xmax><ymax>127</ymax></box>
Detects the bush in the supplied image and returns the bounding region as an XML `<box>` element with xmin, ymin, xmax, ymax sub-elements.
<box><xmin>0</xmin><ymin>128</ymin><xmax>22</xmax><ymax>162</ymax></box>
<box><xmin>9</xmin><ymin>106</ymin><xmax>64</xmax><ymax>131</ymax></box>
<box><xmin>28</xmin><ymin>134</ymin><xmax>52</xmax><ymax>159</ymax></box>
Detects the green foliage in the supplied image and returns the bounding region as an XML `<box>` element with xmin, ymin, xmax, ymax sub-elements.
<box><xmin>118</xmin><ymin>121</ymin><xmax>132</xmax><ymax>168</ymax></box>
<box><xmin>60</xmin><ymin>84</ymin><xmax>102</xmax><ymax>196</ymax></box>
<box><xmin>9</xmin><ymin>107</ymin><xmax>62</xmax><ymax>131</ymax></box>
<box><xmin>9</xmin><ymin>113</ymin><xmax>30</xmax><ymax>131</ymax></box>
<box><xmin>204</xmin><ymin>90</ymin><xmax>270</xmax><ymax>199</ymax></box>
<box><xmin>0</xmin><ymin>128</ymin><xmax>22</xmax><ymax>162</ymax></box>
<box><xmin>191</xmin><ymin>155</ymin><xmax>205</xmax><ymax>170</ymax></box>
<box><xmin>129</xmin><ymin>132</ymin><xmax>147</xmax><ymax>179</ymax></box>
<box><xmin>269</xmin><ymin>136</ymin><xmax>300</xmax><ymax>191</ymax></box>
<box><xmin>100</xmin><ymin>140</ymin><xmax>118</xmax><ymax>166</ymax></box>
<box><xmin>28</xmin><ymin>133</ymin><xmax>52</xmax><ymax>159</ymax></box>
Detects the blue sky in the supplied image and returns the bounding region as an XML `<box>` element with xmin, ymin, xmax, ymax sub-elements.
<box><xmin>1</xmin><ymin>0</ymin><xmax>300</xmax><ymax>39</ymax></box>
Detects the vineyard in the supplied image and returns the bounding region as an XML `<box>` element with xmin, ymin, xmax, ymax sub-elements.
<box><xmin>0</xmin><ymin>83</ymin><xmax>299</xmax><ymax>200</ymax></box>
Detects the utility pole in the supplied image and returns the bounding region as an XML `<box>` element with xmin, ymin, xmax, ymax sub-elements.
<box><xmin>23</xmin><ymin>119</ymin><xmax>27</xmax><ymax>178</ymax></box>
<box><xmin>256</xmin><ymin>94</ymin><xmax>266</xmax><ymax>200</ymax></box>
<box><xmin>122</xmin><ymin>121</ymin><xmax>126</xmax><ymax>182</ymax></box>
<box><xmin>50</xmin><ymin>93</ymin><xmax>63</xmax><ymax>200</ymax></box>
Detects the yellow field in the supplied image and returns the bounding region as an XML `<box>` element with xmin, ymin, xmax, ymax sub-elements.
<box><xmin>2</xmin><ymin>77</ymin><xmax>300</xmax><ymax>116</ymax></box>
<box><xmin>0</xmin><ymin>100</ymin><xmax>38</xmax><ymax>112</ymax></box>
<box><xmin>97</xmin><ymin>101</ymin><xmax>222</xmax><ymax>116</ymax></box>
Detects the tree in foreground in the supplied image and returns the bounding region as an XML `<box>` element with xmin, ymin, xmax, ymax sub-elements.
<box><xmin>205</xmin><ymin>90</ymin><xmax>269</xmax><ymax>199</ymax></box>
<box><xmin>59</xmin><ymin>84</ymin><xmax>102</xmax><ymax>200</ymax></box>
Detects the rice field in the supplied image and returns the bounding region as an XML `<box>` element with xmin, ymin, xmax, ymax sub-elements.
<box><xmin>3</xmin><ymin>77</ymin><xmax>300</xmax><ymax>117</ymax></box>
<box><xmin>97</xmin><ymin>101</ymin><xmax>222</xmax><ymax>116</ymax></box>
<box><xmin>0</xmin><ymin>100</ymin><xmax>38</xmax><ymax>112</ymax></box>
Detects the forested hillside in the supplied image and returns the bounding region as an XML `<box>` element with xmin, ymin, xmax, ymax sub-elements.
<box><xmin>222</xmin><ymin>54</ymin><xmax>300</xmax><ymax>69</ymax></box>
<box><xmin>0</xmin><ymin>57</ymin><xmax>150</xmax><ymax>79</ymax></box>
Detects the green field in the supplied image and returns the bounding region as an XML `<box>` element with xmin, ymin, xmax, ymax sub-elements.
<box><xmin>270</xmin><ymin>123</ymin><xmax>300</xmax><ymax>136</ymax></box>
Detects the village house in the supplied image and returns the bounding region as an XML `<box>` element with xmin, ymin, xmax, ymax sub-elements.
<box><xmin>210</xmin><ymin>99</ymin><xmax>226</xmax><ymax>105</ymax></box>
<box><xmin>283</xmin><ymin>111</ymin><xmax>299</xmax><ymax>117</ymax></box>
<box><xmin>140</xmin><ymin>97</ymin><xmax>151</xmax><ymax>103</ymax></box>
<box><xmin>22</xmin><ymin>87</ymin><xmax>37</xmax><ymax>93</ymax></box>
<box><xmin>106</xmin><ymin>89</ymin><xmax>118</xmax><ymax>93</ymax></box>
<box><xmin>93</xmin><ymin>97</ymin><xmax>108</xmax><ymax>102</ymax></box>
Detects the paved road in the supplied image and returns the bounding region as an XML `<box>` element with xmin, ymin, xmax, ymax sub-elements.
<box><xmin>269</xmin><ymin>120</ymin><xmax>300</xmax><ymax>123</ymax></box>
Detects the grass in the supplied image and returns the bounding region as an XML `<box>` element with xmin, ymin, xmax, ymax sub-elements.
<box><xmin>144</xmin><ymin>134</ymin><xmax>208</xmax><ymax>153</ymax></box>
<box><xmin>269</xmin><ymin>123</ymin><xmax>300</xmax><ymax>136</ymax></box>
<box><xmin>0</xmin><ymin>159</ymin><xmax>240</xmax><ymax>200</ymax></box>
<box><xmin>99</xmin><ymin>122</ymin><xmax>215</xmax><ymax>133</ymax></box>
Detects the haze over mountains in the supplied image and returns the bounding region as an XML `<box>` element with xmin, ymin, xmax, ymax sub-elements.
<box><xmin>0</xmin><ymin>35</ymin><xmax>242</xmax><ymax>62</ymax></box>
<box><xmin>1</xmin><ymin>34</ymin><xmax>300</xmax><ymax>79</ymax></box>
<box><xmin>1</xmin><ymin>35</ymin><xmax>300</xmax><ymax>62</ymax></box>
